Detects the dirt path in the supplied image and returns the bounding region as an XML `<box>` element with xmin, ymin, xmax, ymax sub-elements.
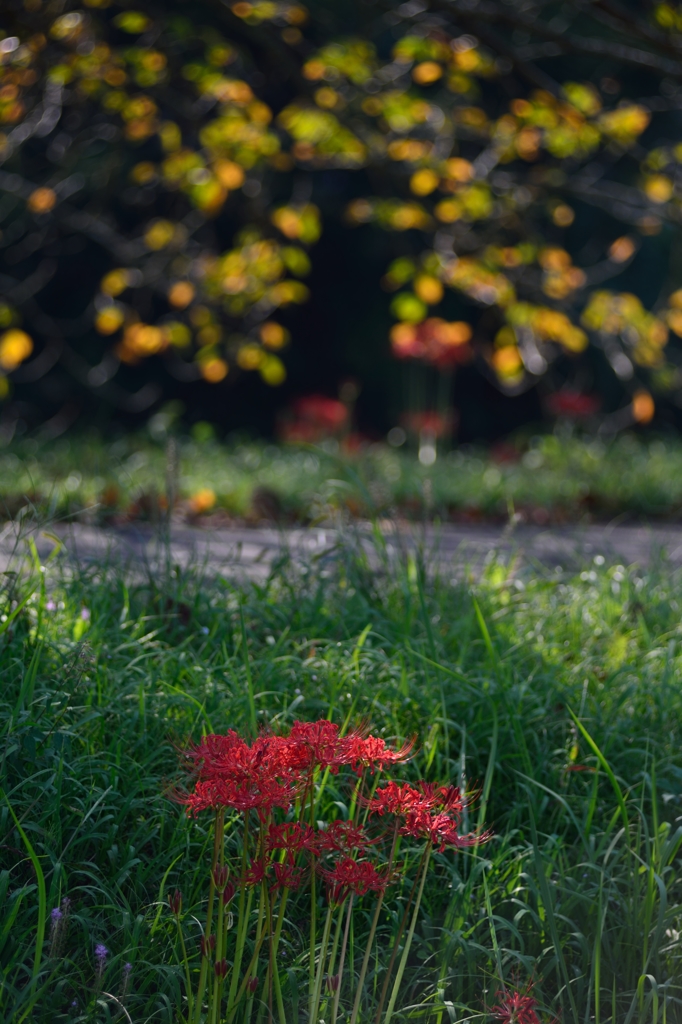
<box><xmin>1</xmin><ymin>519</ymin><xmax>681</xmax><ymax>580</ymax></box>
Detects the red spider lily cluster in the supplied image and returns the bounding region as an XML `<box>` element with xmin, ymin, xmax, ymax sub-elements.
<box><xmin>168</xmin><ymin>720</ymin><xmax>490</xmax><ymax>1024</ymax></box>
<box><xmin>492</xmin><ymin>990</ymin><xmax>542</xmax><ymax>1024</ymax></box>
<box><xmin>277</xmin><ymin>394</ymin><xmax>349</xmax><ymax>443</ymax></box>
<box><xmin>401</xmin><ymin>410</ymin><xmax>455</xmax><ymax>440</ymax></box>
<box><xmin>390</xmin><ymin>318</ymin><xmax>473</xmax><ymax>367</ymax></box>
<box><xmin>180</xmin><ymin>721</ymin><xmax>413</xmax><ymax>818</ymax></box>
<box><xmin>368</xmin><ymin>780</ymin><xmax>492</xmax><ymax>851</ymax></box>
<box><xmin>491</xmin><ymin>986</ymin><xmax>557</xmax><ymax>1024</ymax></box>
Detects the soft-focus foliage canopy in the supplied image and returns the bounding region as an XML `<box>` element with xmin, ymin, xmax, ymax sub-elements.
<box><xmin>2</xmin><ymin>0</ymin><xmax>682</xmax><ymax>426</ymax></box>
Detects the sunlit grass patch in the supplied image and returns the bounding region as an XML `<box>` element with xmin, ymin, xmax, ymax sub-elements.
<box><xmin>2</xmin><ymin>535</ymin><xmax>682</xmax><ymax>1022</ymax></box>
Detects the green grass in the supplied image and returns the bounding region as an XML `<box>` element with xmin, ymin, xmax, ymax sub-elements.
<box><xmin>2</xmin><ymin>526</ymin><xmax>682</xmax><ymax>1023</ymax></box>
<box><xmin>4</xmin><ymin>430</ymin><xmax>682</xmax><ymax>525</ymax></box>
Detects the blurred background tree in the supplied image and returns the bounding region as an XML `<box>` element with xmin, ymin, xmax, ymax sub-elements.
<box><xmin>2</xmin><ymin>0</ymin><xmax>682</xmax><ymax>443</ymax></box>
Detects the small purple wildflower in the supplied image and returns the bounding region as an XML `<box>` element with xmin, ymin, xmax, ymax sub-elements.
<box><xmin>81</xmin><ymin>607</ymin><xmax>91</xmax><ymax>621</ymax></box>
<box><xmin>120</xmin><ymin>961</ymin><xmax>133</xmax><ymax>999</ymax></box>
<box><xmin>49</xmin><ymin>907</ymin><xmax>65</xmax><ymax>957</ymax></box>
<box><xmin>46</xmin><ymin>600</ymin><xmax>56</xmax><ymax>612</ymax></box>
<box><xmin>94</xmin><ymin>943</ymin><xmax>108</xmax><ymax>975</ymax></box>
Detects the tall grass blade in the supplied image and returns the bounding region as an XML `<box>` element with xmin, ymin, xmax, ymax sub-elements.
<box><xmin>568</xmin><ymin>709</ymin><xmax>629</xmax><ymax>838</ymax></box>
<box><xmin>2</xmin><ymin>791</ymin><xmax>46</xmax><ymax>1000</ymax></box>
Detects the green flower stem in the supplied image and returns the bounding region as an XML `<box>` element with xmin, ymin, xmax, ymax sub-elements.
<box><xmin>327</xmin><ymin>900</ymin><xmax>345</xmax><ymax>977</ymax></box>
<box><xmin>227</xmin><ymin>813</ymin><xmax>251</xmax><ymax>1015</ymax></box>
<box><xmin>350</xmin><ymin>823</ymin><xmax>399</xmax><ymax>1024</ymax></box>
<box><xmin>311</xmin><ymin>901</ymin><xmax>334</xmax><ymax>1024</ymax></box>
<box><xmin>373</xmin><ymin>847</ymin><xmax>425</xmax><ymax>1024</ymax></box>
<box><xmin>383</xmin><ymin>843</ymin><xmax>432</xmax><ymax>1024</ymax></box>
<box><xmin>259</xmin><ymin>886</ymin><xmax>290</xmax><ymax>1024</ymax></box>
<box><xmin>255</xmin><ymin>887</ymin><xmax>276</xmax><ymax>1024</ymax></box>
<box><xmin>272</xmin><ymin>886</ymin><xmax>289</xmax><ymax>958</ymax></box>
<box><xmin>245</xmin><ymin>986</ymin><xmax>256</xmax><ymax>1024</ymax></box>
<box><xmin>211</xmin><ymin>813</ymin><xmax>230</xmax><ymax>1024</ymax></box>
<box><xmin>331</xmin><ymin>895</ymin><xmax>353</xmax><ymax>1024</ymax></box>
<box><xmin>318</xmin><ymin>901</ymin><xmax>345</xmax><ymax>1023</ymax></box>
<box><xmin>176</xmin><ymin>914</ymin><xmax>194</xmax><ymax>1024</ymax></box>
<box><xmin>228</xmin><ymin>882</ymin><xmax>268</xmax><ymax>1023</ymax></box>
<box><xmin>195</xmin><ymin>809</ymin><xmax>224</xmax><ymax>1024</ymax></box>
<box><xmin>348</xmin><ymin>771</ymin><xmax>365</xmax><ymax>824</ymax></box>
<box><xmin>270</xmin><ymin>897</ymin><xmax>286</xmax><ymax>1024</ymax></box>
<box><xmin>308</xmin><ymin>865</ymin><xmax>317</xmax><ymax>1019</ymax></box>
<box><xmin>211</xmin><ymin>889</ymin><xmax>226</xmax><ymax>1024</ymax></box>
<box><xmin>228</xmin><ymin>935</ymin><xmax>268</xmax><ymax>1023</ymax></box>
<box><xmin>268</xmin><ymin>888</ymin><xmax>276</xmax><ymax>1024</ymax></box>
<box><xmin>361</xmin><ymin>771</ymin><xmax>383</xmax><ymax>827</ymax></box>
<box><xmin>273</xmin><ymin>944</ymin><xmax>287</xmax><ymax>1024</ymax></box>
<box><xmin>308</xmin><ymin>782</ymin><xmax>317</xmax><ymax>1020</ymax></box>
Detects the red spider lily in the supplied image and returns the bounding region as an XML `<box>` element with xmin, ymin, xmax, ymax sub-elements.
<box><xmin>265</xmin><ymin>821</ymin><xmax>317</xmax><ymax>855</ymax></box>
<box><xmin>178</xmin><ymin>726</ymin><xmax>327</xmax><ymax>815</ymax></box>
<box><xmin>178</xmin><ymin>723</ymin><xmax>414</xmax><ymax>819</ymax></box>
<box><xmin>322</xmin><ymin>857</ymin><xmax>387</xmax><ymax>904</ymax></box>
<box><xmin>366</xmin><ymin>781</ymin><xmax>426</xmax><ymax>817</ymax></box>
<box><xmin>288</xmin><ymin>721</ymin><xmax>413</xmax><ymax>775</ymax></box>
<box><xmin>185</xmin><ymin>729</ymin><xmax>285</xmax><ymax>783</ymax></box>
<box><xmin>184</xmin><ymin>731</ymin><xmax>255</xmax><ymax>782</ymax></box>
<box><xmin>341</xmin><ymin>734</ymin><xmax>414</xmax><ymax>773</ymax></box>
<box><xmin>180</xmin><ymin>775</ymin><xmax>295</xmax><ymax>818</ymax></box>
<box><xmin>200</xmin><ymin>934</ymin><xmax>216</xmax><ymax>958</ymax></box>
<box><xmin>368</xmin><ymin>781</ymin><xmax>490</xmax><ymax>851</ymax></box>
<box><xmin>367</xmin><ymin>781</ymin><xmax>471</xmax><ymax>819</ymax></box>
<box><xmin>313</xmin><ymin>820</ymin><xmax>371</xmax><ymax>855</ymax></box>
<box><xmin>288</xmin><ymin>719</ymin><xmax>349</xmax><ymax>774</ymax></box>
<box><xmin>242</xmin><ymin>860</ymin><xmax>266</xmax><ymax>888</ymax></box>
<box><xmin>184</xmin><ymin>731</ymin><xmax>297</xmax><ymax>785</ymax></box>
<box><xmin>401</xmin><ymin>809</ymin><xmax>492</xmax><ymax>851</ymax></box>
<box><xmin>491</xmin><ymin>989</ymin><xmax>542</xmax><ymax>1024</ymax></box>
<box><xmin>401</xmin><ymin>809</ymin><xmax>458</xmax><ymax>846</ymax></box>
<box><xmin>271</xmin><ymin>861</ymin><xmax>305</xmax><ymax>891</ymax></box>
<box><xmin>416</xmin><ymin>782</ymin><xmax>468</xmax><ymax>814</ymax></box>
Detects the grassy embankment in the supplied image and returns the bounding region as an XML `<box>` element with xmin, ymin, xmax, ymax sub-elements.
<box><xmin>3</xmin><ymin>431</ymin><xmax>682</xmax><ymax>525</ymax></box>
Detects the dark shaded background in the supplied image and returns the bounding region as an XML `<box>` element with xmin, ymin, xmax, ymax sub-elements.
<box><xmin>2</xmin><ymin>0</ymin><xmax>680</xmax><ymax>443</ymax></box>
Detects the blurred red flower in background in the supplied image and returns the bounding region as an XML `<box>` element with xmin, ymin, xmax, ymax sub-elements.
<box><xmin>391</xmin><ymin>318</ymin><xmax>473</xmax><ymax>367</ymax></box>
<box><xmin>402</xmin><ymin>411</ymin><xmax>454</xmax><ymax>439</ymax></box>
<box><xmin>278</xmin><ymin>394</ymin><xmax>349</xmax><ymax>442</ymax></box>
<box><xmin>545</xmin><ymin>390</ymin><xmax>601</xmax><ymax>419</ymax></box>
